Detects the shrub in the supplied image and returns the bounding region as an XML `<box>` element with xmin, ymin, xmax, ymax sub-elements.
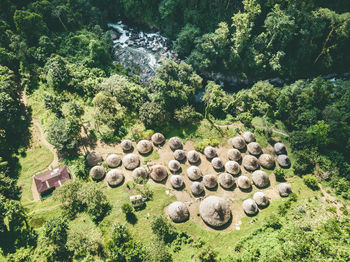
<box><xmin>274</xmin><ymin>168</ymin><xmax>286</xmax><ymax>182</ymax></box>
<box><xmin>196</xmin><ymin>246</ymin><xmax>217</xmax><ymax>262</ymax></box>
<box><xmin>151</xmin><ymin>216</ymin><xmax>177</xmax><ymax>244</ymax></box>
<box><xmin>303</xmin><ymin>174</ymin><xmax>319</xmax><ymax>190</ymax></box>
<box><xmin>237</xmin><ymin>112</ymin><xmax>253</xmax><ymax>126</ymax></box>
<box><xmin>264</xmin><ymin>215</ymin><xmax>282</xmax><ymax>230</ymax></box>
<box><xmin>121</xmin><ymin>203</ymin><xmax>134</xmax><ymax>216</ymax></box>
<box><xmin>194</xmin><ymin>138</ymin><xmax>219</xmax><ymax>153</ymax></box>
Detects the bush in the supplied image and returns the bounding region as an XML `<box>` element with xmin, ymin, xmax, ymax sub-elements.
<box><xmin>121</xmin><ymin>203</ymin><xmax>134</xmax><ymax>216</ymax></box>
<box><xmin>194</xmin><ymin>138</ymin><xmax>220</xmax><ymax>153</ymax></box>
<box><xmin>196</xmin><ymin>246</ymin><xmax>217</xmax><ymax>262</ymax></box>
<box><xmin>303</xmin><ymin>174</ymin><xmax>319</xmax><ymax>190</ymax></box>
<box><xmin>151</xmin><ymin>216</ymin><xmax>176</xmax><ymax>244</ymax></box>
<box><xmin>264</xmin><ymin>215</ymin><xmax>282</xmax><ymax>230</ymax></box>
<box><xmin>237</xmin><ymin>112</ymin><xmax>253</xmax><ymax>126</ymax></box>
<box><xmin>274</xmin><ymin>168</ymin><xmax>286</xmax><ymax>182</ymax></box>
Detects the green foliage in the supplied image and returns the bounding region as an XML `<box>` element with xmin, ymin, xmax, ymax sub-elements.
<box><xmin>237</xmin><ymin>112</ymin><xmax>253</xmax><ymax>126</ymax></box>
<box><xmin>174</xmin><ymin>24</ymin><xmax>201</xmax><ymax>57</ymax></box>
<box><xmin>121</xmin><ymin>203</ymin><xmax>134</xmax><ymax>216</ymax></box>
<box><xmin>303</xmin><ymin>174</ymin><xmax>319</xmax><ymax>190</ymax></box>
<box><xmin>67</xmin><ymin>156</ymin><xmax>89</xmax><ymax>180</ymax></box>
<box><xmin>174</xmin><ymin>105</ymin><xmax>202</xmax><ymax>125</ymax></box>
<box><xmin>274</xmin><ymin>168</ymin><xmax>286</xmax><ymax>182</ymax></box>
<box><xmin>196</xmin><ymin>246</ymin><xmax>217</xmax><ymax>262</ymax></box>
<box><xmin>202</xmin><ymin>81</ymin><xmax>228</xmax><ymax>119</ymax></box>
<box><xmin>194</xmin><ymin>138</ymin><xmax>220</xmax><ymax>153</ymax></box>
<box><xmin>45</xmin><ymin>55</ymin><xmax>70</xmax><ymax>90</ymax></box>
<box><xmin>151</xmin><ymin>215</ymin><xmax>177</xmax><ymax>244</ymax></box>
<box><xmin>139</xmin><ymin>101</ymin><xmax>167</xmax><ymax>129</ymax></box>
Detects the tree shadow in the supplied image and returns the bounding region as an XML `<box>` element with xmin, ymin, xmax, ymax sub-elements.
<box><xmin>126</xmin><ymin>213</ymin><xmax>138</xmax><ymax>225</ymax></box>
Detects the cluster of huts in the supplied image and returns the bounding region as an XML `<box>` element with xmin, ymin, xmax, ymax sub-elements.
<box><xmin>86</xmin><ymin>131</ymin><xmax>293</xmax><ymax>228</ymax></box>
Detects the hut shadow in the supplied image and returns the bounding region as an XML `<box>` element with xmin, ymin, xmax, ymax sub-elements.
<box><xmin>238</xmin><ymin>146</ymin><xmax>247</xmax><ymax>153</ymax></box>
<box><xmin>189</xmin><ymin>158</ymin><xmax>201</xmax><ymax>166</ymax></box>
<box><xmin>171</xmin><ymin>167</ymin><xmax>182</xmax><ymax>175</ymax></box>
<box><xmin>213</xmin><ymin>167</ymin><xmax>225</xmax><ymax>173</ymax></box>
<box><xmin>193</xmin><ymin>190</ymin><xmax>206</xmax><ymax>198</ymax></box>
<box><xmin>221</xmin><ymin>184</ymin><xmax>236</xmax><ymax>191</ymax></box>
<box><xmin>154</xmin><ymin>177</ymin><xmax>168</xmax><ymax>185</ymax></box>
<box><xmin>245</xmin><ymin>210</ymin><xmax>259</xmax><ymax>217</ymax></box>
<box><xmin>279</xmin><ymin>164</ymin><xmax>291</xmax><ymax>169</ymax></box>
<box><xmin>172</xmin><ymin>183</ymin><xmax>185</xmax><ymax>191</ymax></box>
<box><xmin>123</xmin><ymin>147</ymin><xmax>134</xmax><ymax>153</ymax></box>
<box><xmin>108</xmin><ymin>179</ymin><xmax>125</xmax><ymax>189</ymax></box>
<box><xmin>239</xmin><ymin>187</ymin><xmax>253</xmax><ymax>193</ymax></box>
<box><xmin>139</xmin><ymin>148</ymin><xmax>154</xmax><ymax>157</ymax></box>
<box><xmin>178</xmin><ymin>158</ymin><xmax>187</xmax><ymax>164</ymax></box>
<box><xmin>258</xmin><ymin>202</ymin><xmax>270</xmax><ymax>210</ymax></box>
<box><xmin>254</xmin><ymin>181</ymin><xmax>271</xmax><ymax>190</ymax></box>
<box><xmin>205</xmin><ymin>184</ymin><xmax>218</xmax><ymax>191</ymax></box>
<box><xmin>204</xmin><ymin>215</ymin><xmax>233</xmax><ymax>231</ymax></box>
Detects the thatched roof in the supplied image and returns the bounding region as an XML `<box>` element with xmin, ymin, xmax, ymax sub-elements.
<box><xmin>132</xmin><ymin>167</ymin><xmax>148</xmax><ymax>180</ymax></box>
<box><xmin>203</xmin><ymin>174</ymin><xmax>217</xmax><ymax>189</ymax></box>
<box><xmin>278</xmin><ymin>183</ymin><xmax>292</xmax><ymax>197</ymax></box>
<box><xmin>259</xmin><ymin>154</ymin><xmax>275</xmax><ymax>169</ymax></box>
<box><xmin>231</xmin><ymin>136</ymin><xmax>246</xmax><ymax>150</ymax></box>
<box><xmin>136</xmin><ymin>139</ymin><xmax>153</xmax><ymax>154</ymax></box>
<box><xmin>218</xmin><ymin>173</ymin><xmax>235</xmax><ymax>189</ymax></box>
<box><xmin>225</xmin><ymin>161</ymin><xmax>240</xmax><ymax>175</ymax></box>
<box><xmin>190</xmin><ymin>182</ymin><xmax>204</xmax><ymax>196</ymax></box>
<box><xmin>227</xmin><ymin>149</ymin><xmax>242</xmax><ymax>162</ymax></box>
<box><xmin>168</xmin><ymin>137</ymin><xmax>183</xmax><ymax>151</ymax></box>
<box><xmin>174</xmin><ymin>149</ymin><xmax>186</xmax><ymax>161</ymax></box>
<box><xmin>168</xmin><ymin>160</ymin><xmax>181</xmax><ymax>172</ymax></box>
<box><xmin>211</xmin><ymin>157</ymin><xmax>224</xmax><ymax>170</ymax></box>
<box><xmin>237</xmin><ymin>175</ymin><xmax>251</xmax><ymax>189</ymax></box>
<box><xmin>274</xmin><ymin>142</ymin><xmax>287</xmax><ymax>155</ymax></box>
<box><xmin>86</xmin><ymin>152</ymin><xmax>103</xmax><ymax>167</ymax></box>
<box><xmin>122</xmin><ymin>154</ymin><xmax>140</xmax><ymax>170</ymax></box>
<box><xmin>106</xmin><ymin>169</ymin><xmax>124</xmax><ymax>187</ymax></box>
<box><xmin>253</xmin><ymin>192</ymin><xmax>269</xmax><ymax>207</ymax></box>
<box><xmin>247</xmin><ymin>142</ymin><xmax>262</xmax><ymax>156</ymax></box>
<box><xmin>277</xmin><ymin>154</ymin><xmax>290</xmax><ymax>168</ymax></box>
<box><xmin>199</xmin><ymin>196</ymin><xmax>231</xmax><ymax>227</ymax></box>
<box><xmin>90</xmin><ymin>165</ymin><xmax>105</xmax><ymax>180</ymax></box>
<box><xmin>121</xmin><ymin>139</ymin><xmax>133</xmax><ymax>151</ymax></box>
<box><xmin>150</xmin><ymin>164</ymin><xmax>168</xmax><ymax>182</ymax></box>
<box><xmin>170</xmin><ymin>175</ymin><xmax>184</xmax><ymax>189</ymax></box>
<box><xmin>168</xmin><ymin>201</ymin><xmax>189</xmax><ymax>223</ymax></box>
<box><xmin>204</xmin><ymin>146</ymin><xmax>217</xmax><ymax>159</ymax></box>
<box><xmin>186</xmin><ymin>166</ymin><xmax>202</xmax><ymax>181</ymax></box>
<box><xmin>242</xmin><ymin>155</ymin><xmax>260</xmax><ymax>171</ymax></box>
<box><xmin>187</xmin><ymin>150</ymin><xmax>200</xmax><ymax>164</ymax></box>
<box><xmin>252</xmin><ymin>170</ymin><xmax>270</xmax><ymax>188</ymax></box>
<box><xmin>242</xmin><ymin>131</ymin><xmax>256</xmax><ymax>143</ymax></box>
<box><xmin>106</xmin><ymin>154</ymin><xmax>121</xmax><ymax>168</ymax></box>
<box><xmin>151</xmin><ymin>132</ymin><xmax>165</xmax><ymax>145</ymax></box>
<box><xmin>242</xmin><ymin>198</ymin><xmax>258</xmax><ymax>215</ymax></box>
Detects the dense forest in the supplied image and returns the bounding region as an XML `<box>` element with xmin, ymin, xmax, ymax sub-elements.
<box><xmin>1</xmin><ymin>0</ymin><xmax>350</xmax><ymax>261</ymax></box>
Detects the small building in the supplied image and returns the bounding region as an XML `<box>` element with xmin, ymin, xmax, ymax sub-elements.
<box><xmin>33</xmin><ymin>166</ymin><xmax>70</xmax><ymax>198</ymax></box>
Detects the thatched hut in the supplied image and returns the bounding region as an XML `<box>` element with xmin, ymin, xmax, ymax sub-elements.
<box><xmin>218</xmin><ymin>173</ymin><xmax>235</xmax><ymax>189</ymax></box>
<box><xmin>170</xmin><ymin>175</ymin><xmax>184</xmax><ymax>189</ymax></box>
<box><xmin>132</xmin><ymin>167</ymin><xmax>148</xmax><ymax>180</ymax></box>
<box><xmin>237</xmin><ymin>175</ymin><xmax>251</xmax><ymax>190</ymax></box>
<box><xmin>259</xmin><ymin>154</ymin><xmax>275</xmax><ymax>169</ymax></box>
<box><xmin>151</xmin><ymin>132</ymin><xmax>165</xmax><ymax>145</ymax></box>
<box><xmin>278</xmin><ymin>183</ymin><xmax>292</xmax><ymax>197</ymax></box>
<box><xmin>242</xmin><ymin>155</ymin><xmax>260</xmax><ymax>171</ymax></box>
<box><xmin>150</xmin><ymin>164</ymin><xmax>168</xmax><ymax>182</ymax></box>
<box><xmin>204</xmin><ymin>146</ymin><xmax>217</xmax><ymax>159</ymax></box>
<box><xmin>106</xmin><ymin>154</ymin><xmax>121</xmax><ymax>168</ymax></box>
<box><xmin>187</xmin><ymin>150</ymin><xmax>200</xmax><ymax>164</ymax></box>
<box><xmin>186</xmin><ymin>166</ymin><xmax>202</xmax><ymax>181</ymax></box>
<box><xmin>199</xmin><ymin>196</ymin><xmax>231</xmax><ymax>227</ymax></box>
<box><xmin>173</xmin><ymin>149</ymin><xmax>186</xmax><ymax>161</ymax></box>
<box><xmin>211</xmin><ymin>157</ymin><xmax>224</xmax><ymax>170</ymax></box>
<box><xmin>231</xmin><ymin>136</ymin><xmax>246</xmax><ymax>150</ymax></box>
<box><xmin>227</xmin><ymin>149</ymin><xmax>242</xmax><ymax>162</ymax></box>
<box><xmin>242</xmin><ymin>131</ymin><xmax>255</xmax><ymax>143</ymax></box>
<box><xmin>252</xmin><ymin>170</ymin><xmax>270</xmax><ymax>188</ymax></box>
<box><xmin>203</xmin><ymin>174</ymin><xmax>217</xmax><ymax>189</ymax></box>
<box><xmin>90</xmin><ymin>166</ymin><xmax>105</xmax><ymax>180</ymax></box>
<box><xmin>253</xmin><ymin>192</ymin><xmax>269</xmax><ymax>207</ymax></box>
<box><xmin>247</xmin><ymin>142</ymin><xmax>262</xmax><ymax>156</ymax></box>
<box><xmin>86</xmin><ymin>152</ymin><xmax>103</xmax><ymax>167</ymax></box>
<box><xmin>168</xmin><ymin>137</ymin><xmax>183</xmax><ymax>151</ymax></box>
<box><xmin>106</xmin><ymin>169</ymin><xmax>124</xmax><ymax>187</ymax></box>
<box><xmin>277</xmin><ymin>155</ymin><xmax>290</xmax><ymax>168</ymax></box>
<box><xmin>168</xmin><ymin>160</ymin><xmax>181</xmax><ymax>172</ymax></box>
<box><xmin>242</xmin><ymin>198</ymin><xmax>258</xmax><ymax>215</ymax></box>
<box><xmin>136</xmin><ymin>139</ymin><xmax>153</xmax><ymax>154</ymax></box>
<box><xmin>191</xmin><ymin>182</ymin><xmax>204</xmax><ymax>196</ymax></box>
<box><xmin>274</xmin><ymin>142</ymin><xmax>287</xmax><ymax>155</ymax></box>
<box><xmin>168</xmin><ymin>201</ymin><xmax>189</xmax><ymax>223</ymax></box>
<box><xmin>225</xmin><ymin>161</ymin><xmax>240</xmax><ymax>175</ymax></box>
<box><xmin>121</xmin><ymin>139</ymin><xmax>133</xmax><ymax>151</ymax></box>
<box><xmin>122</xmin><ymin>154</ymin><xmax>140</xmax><ymax>170</ymax></box>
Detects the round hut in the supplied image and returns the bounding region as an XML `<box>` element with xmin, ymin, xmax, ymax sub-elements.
<box><xmin>247</xmin><ymin>142</ymin><xmax>262</xmax><ymax>156</ymax></box>
<box><xmin>278</xmin><ymin>183</ymin><xmax>292</xmax><ymax>197</ymax></box>
<box><xmin>199</xmin><ymin>196</ymin><xmax>231</xmax><ymax>227</ymax></box>
<box><xmin>170</xmin><ymin>175</ymin><xmax>184</xmax><ymax>189</ymax></box>
<box><xmin>86</xmin><ymin>152</ymin><xmax>102</xmax><ymax>167</ymax></box>
<box><xmin>252</xmin><ymin>170</ymin><xmax>270</xmax><ymax>188</ymax></box>
<box><xmin>211</xmin><ymin>157</ymin><xmax>224</xmax><ymax>170</ymax></box>
<box><xmin>121</xmin><ymin>139</ymin><xmax>133</xmax><ymax>151</ymax></box>
<box><xmin>227</xmin><ymin>149</ymin><xmax>242</xmax><ymax>162</ymax></box>
<box><xmin>186</xmin><ymin>166</ymin><xmax>202</xmax><ymax>181</ymax></box>
<box><xmin>259</xmin><ymin>154</ymin><xmax>275</xmax><ymax>169</ymax></box>
<box><xmin>237</xmin><ymin>175</ymin><xmax>251</xmax><ymax>190</ymax></box>
<box><xmin>203</xmin><ymin>174</ymin><xmax>217</xmax><ymax>189</ymax></box>
<box><xmin>150</xmin><ymin>164</ymin><xmax>168</xmax><ymax>182</ymax></box>
<box><xmin>253</xmin><ymin>192</ymin><xmax>269</xmax><ymax>207</ymax></box>
<box><xmin>106</xmin><ymin>169</ymin><xmax>124</xmax><ymax>187</ymax></box>
<box><xmin>242</xmin><ymin>131</ymin><xmax>256</xmax><ymax>143</ymax></box>
<box><xmin>168</xmin><ymin>201</ymin><xmax>189</xmax><ymax>223</ymax></box>
<box><xmin>274</xmin><ymin>142</ymin><xmax>287</xmax><ymax>155</ymax></box>
<box><xmin>231</xmin><ymin>136</ymin><xmax>246</xmax><ymax>150</ymax></box>
<box><xmin>106</xmin><ymin>154</ymin><xmax>121</xmax><ymax>168</ymax></box>
<box><xmin>204</xmin><ymin>146</ymin><xmax>217</xmax><ymax>159</ymax></box>
<box><xmin>90</xmin><ymin>166</ymin><xmax>105</xmax><ymax>180</ymax></box>
<box><xmin>191</xmin><ymin>182</ymin><xmax>204</xmax><ymax>196</ymax></box>
<box><xmin>187</xmin><ymin>150</ymin><xmax>200</xmax><ymax>164</ymax></box>
<box><xmin>218</xmin><ymin>173</ymin><xmax>235</xmax><ymax>189</ymax></box>
<box><xmin>242</xmin><ymin>199</ymin><xmax>258</xmax><ymax>215</ymax></box>
<box><xmin>277</xmin><ymin>155</ymin><xmax>291</xmax><ymax>168</ymax></box>
<box><xmin>132</xmin><ymin>167</ymin><xmax>148</xmax><ymax>180</ymax></box>
<box><xmin>151</xmin><ymin>132</ymin><xmax>165</xmax><ymax>145</ymax></box>
<box><xmin>225</xmin><ymin>161</ymin><xmax>240</xmax><ymax>175</ymax></box>
<box><xmin>168</xmin><ymin>160</ymin><xmax>181</xmax><ymax>172</ymax></box>
<box><xmin>242</xmin><ymin>155</ymin><xmax>260</xmax><ymax>171</ymax></box>
<box><xmin>122</xmin><ymin>154</ymin><xmax>140</xmax><ymax>170</ymax></box>
<box><xmin>136</xmin><ymin>139</ymin><xmax>153</xmax><ymax>154</ymax></box>
<box><xmin>168</xmin><ymin>137</ymin><xmax>183</xmax><ymax>151</ymax></box>
<box><xmin>173</xmin><ymin>149</ymin><xmax>186</xmax><ymax>161</ymax></box>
